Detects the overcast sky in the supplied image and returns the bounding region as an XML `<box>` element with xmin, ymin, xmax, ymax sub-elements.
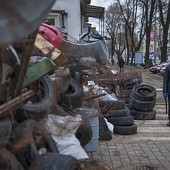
<box><xmin>89</xmin><ymin>0</ymin><xmax>113</xmax><ymax>30</ymax></box>
<box><xmin>91</xmin><ymin>0</ymin><xmax>113</xmax><ymax>8</ymax></box>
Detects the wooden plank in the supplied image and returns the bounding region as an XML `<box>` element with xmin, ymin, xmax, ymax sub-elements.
<box><xmin>84</xmin><ymin>70</ymin><xmax>143</xmax><ymax>83</ymax></box>
<box><xmin>0</xmin><ymin>90</ymin><xmax>34</xmax><ymax>117</ymax></box>
<box><xmin>34</xmin><ymin>34</ymin><xmax>68</xmax><ymax>66</ymax></box>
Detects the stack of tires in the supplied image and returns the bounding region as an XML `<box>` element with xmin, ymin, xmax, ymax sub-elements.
<box><xmin>56</xmin><ymin>75</ymin><xmax>99</xmax><ymax>151</ymax></box>
<box><xmin>100</xmin><ymin>100</ymin><xmax>137</xmax><ymax>135</ymax></box>
<box><xmin>7</xmin><ymin>67</ymin><xmax>83</xmax><ymax>169</ymax></box>
<box><xmin>58</xmin><ymin>77</ymin><xmax>91</xmax><ymax>147</ymax></box>
<box><xmin>118</xmin><ymin>78</ymin><xmax>139</xmax><ymax>106</ymax></box>
<box><xmin>129</xmin><ymin>84</ymin><xmax>157</xmax><ymax>120</ymax></box>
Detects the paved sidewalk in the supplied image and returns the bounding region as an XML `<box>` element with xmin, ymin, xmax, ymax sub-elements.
<box><xmin>86</xmin><ymin>65</ymin><xmax>170</xmax><ymax>169</ymax></box>
<box><xmin>88</xmin><ymin>106</ymin><xmax>170</xmax><ymax>170</ymax></box>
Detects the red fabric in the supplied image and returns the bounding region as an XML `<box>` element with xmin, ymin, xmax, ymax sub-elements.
<box><xmin>38</xmin><ymin>23</ymin><xmax>64</xmax><ymax>48</ymax></box>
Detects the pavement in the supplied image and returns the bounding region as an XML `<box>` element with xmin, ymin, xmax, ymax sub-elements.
<box><xmin>87</xmin><ymin>66</ymin><xmax>170</xmax><ymax>170</ymax></box>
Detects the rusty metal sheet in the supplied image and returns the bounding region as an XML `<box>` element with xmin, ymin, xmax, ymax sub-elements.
<box><xmin>58</xmin><ymin>39</ymin><xmax>109</xmax><ymax>64</ymax></box>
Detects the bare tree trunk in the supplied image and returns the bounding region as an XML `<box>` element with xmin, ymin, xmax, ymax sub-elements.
<box><xmin>141</xmin><ymin>0</ymin><xmax>156</xmax><ymax>68</ymax></box>
<box><xmin>161</xmin><ymin>27</ymin><xmax>169</xmax><ymax>62</ymax></box>
<box><xmin>125</xmin><ymin>25</ymin><xmax>130</xmax><ymax>64</ymax></box>
<box><xmin>157</xmin><ymin>0</ymin><xmax>170</xmax><ymax>62</ymax></box>
<box><xmin>145</xmin><ymin>28</ymin><xmax>151</xmax><ymax>68</ymax></box>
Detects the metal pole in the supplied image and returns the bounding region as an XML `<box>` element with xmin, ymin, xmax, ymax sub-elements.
<box><xmin>165</xmin><ymin>97</ymin><xmax>168</xmax><ymax>114</ymax></box>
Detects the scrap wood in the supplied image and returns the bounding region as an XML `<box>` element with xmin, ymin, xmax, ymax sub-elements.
<box><xmin>34</xmin><ymin>34</ymin><xmax>68</xmax><ymax>66</ymax></box>
<box><xmin>98</xmin><ymin>65</ymin><xmax>115</xmax><ymax>76</ymax></box>
<box><xmin>84</xmin><ymin>70</ymin><xmax>143</xmax><ymax>83</ymax></box>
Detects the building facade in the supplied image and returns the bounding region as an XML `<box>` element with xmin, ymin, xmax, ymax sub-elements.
<box><xmin>49</xmin><ymin>0</ymin><xmax>81</xmax><ymax>40</ymax></box>
<box><xmin>47</xmin><ymin>0</ymin><xmax>104</xmax><ymax>41</ymax></box>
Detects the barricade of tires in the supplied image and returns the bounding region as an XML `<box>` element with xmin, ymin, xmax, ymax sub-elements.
<box><xmin>58</xmin><ymin>77</ymin><xmax>84</xmax><ymax>109</ymax></box>
<box><xmin>3</xmin><ymin>67</ymin><xmax>85</xmax><ymax>169</ymax></box>
<box><xmin>58</xmin><ymin>77</ymin><xmax>93</xmax><ymax>146</ymax></box>
<box><xmin>100</xmin><ymin>100</ymin><xmax>137</xmax><ymax>135</ymax></box>
<box><xmin>129</xmin><ymin>84</ymin><xmax>157</xmax><ymax>120</ymax></box>
<box><xmin>118</xmin><ymin>78</ymin><xmax>139</xmax><ymax>106</ymax></box>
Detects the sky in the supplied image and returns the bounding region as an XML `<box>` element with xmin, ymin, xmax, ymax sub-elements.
<box><xmin>89</xmin><ymin>0</ymin><xmax>114</xmax><ymax>30</ymax></box>
<box><xmin>91</xmin><ymin>0</ymin><xmax>113</xmax><ymax>8</ymax></box>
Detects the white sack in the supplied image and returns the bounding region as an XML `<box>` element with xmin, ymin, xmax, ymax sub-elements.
<box><xmin>44</xmin><ymin>114</ymin><xmax>88</xmax><ymax>160</ymax></box>
<box><xmin>104</xmin><ymin>118</ymin><xmax>114</xmax><ymax>133</ymax></box>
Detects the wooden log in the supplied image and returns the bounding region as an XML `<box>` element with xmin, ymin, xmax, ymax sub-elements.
<box><xmin>84</xmin><ymin>70</ymin><xmax>143</xmax><ymax>84</ymax></box>
<box><xmin>0</xmin><ymin>90</ymin><xmax>34</xmax><ymax>118</ymax></box>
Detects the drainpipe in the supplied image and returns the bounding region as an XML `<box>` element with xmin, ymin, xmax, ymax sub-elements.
<box><xmin>60</xmin><ymin>10</ymin><xmax>66</xmax><ymax>29</ymax></box>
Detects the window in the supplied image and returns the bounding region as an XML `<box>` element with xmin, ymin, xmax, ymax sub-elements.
<box><xmin>46</xmin><ymin>18</ymin><xmax>55</xmax><ymax>25</ymax></box>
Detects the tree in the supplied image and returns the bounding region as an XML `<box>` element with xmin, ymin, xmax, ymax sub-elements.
<box><xmin>157</xmin><ymin>0</ymin><xmax>170</xmax><ymax>62</ymax></box>
<box><xmin>105</xmin><ymin>0</ymin><xmax>170</xmax><ymax>67</ymax></box>
<box><xmin>117</xmin><ymin>0</ymin><xmax>145</xmax><ymax>65</ymax></box>
<box><xmin>138</xmin><ymin>0</ymin><xmax>157</xmax><ymax>68</ymax></box>
<box><xmin>106</xmin><ymin>3</ymin><xmax>125</xmax><ymax>62</ymax></box>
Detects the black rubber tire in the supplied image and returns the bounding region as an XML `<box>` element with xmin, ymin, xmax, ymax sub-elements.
<box><xmin>7</xmin><ymin>119</ymin><xmax>39</xmax><ymax>169</ymax></box>
<box><xmin>131</xmin><ymin>84</ymin><xmax>156</xmax><ymax>101</ymax></box>
<box><xmin>22</xmin><ymin>75</ymin><xmax>56</xmax><ymax>120</ymax></box>
<box><xmin>99</xmin><ymin>100</ymin><xmax>125</xmax><ymax>111</ymax></box>
<box><xmin>59</xmin><ymin>78</ymin><xmax>84</xmax><ymax>109</ymax></box>
<box><xmin>73</xmin><ymin>71</ymin><xmax>81</xmax><ymax>83</ymax></box>
<box><xmin>125</xmin><ymin>78</ymin><xmax>139</xmax><ymax>85</ymax></box>
<box><xmin>119</xmin><ymin>79</ymin><xmax>139</xmax><ymax>90</ymax></box>
<box><xmin>114</xmin><ymin>124</ymin><xmax>137</xmax><ymax>135</ymax></box>
<box><xmin>0</xmin><ymin>148</ymin><xmax>24</xmax><ymax>170</ymax></box>
<box><xmin>28</xmin><ymin>153</ymin><xmax>81</xmax><ymax>170</ymax></box>
<box><xmin>107</xmin><ymin>115</ymin><xmax>134</xmax><ymax>126</ymax></box>
<box><xmin>0</xmin><ymin>118</ymin><xmax>12</xmax><ymax>149</ymax></box>
<box><xmin>50</xmin><ymin>67</ymin><xmax>71</xmax><ymax>95</ymax></box>
<box><xmin>130</xmin><ymin>109</ymin><xmax>156</xmax><ymax>120</ymax></box>
<box><xmin>15</xmin><ymin>142</ymin><xmax>39</xmax><ymax>169</ymax></box>
<box><xmin>119</xmin><ymin>97</ymin><xmax>130</xmax><ymax>105</ymax></box>
<box><xmin>126</xmin><ymin>81</ymin><xmax>139</xmax><ymax>89</ymax></box>
<box><xmin>99</xmin><ymin>116</ymin><xmax>112</xmax><ymax>141</ymax></box>
<box><xmin>75</xmin><ymin>123</ymin><xmax>92</xmax><ymax>147</ymax></box>
<box><xmin>118</xmin><ymin>89</ymin><xmax>132</xmax><ymax>98</ymax></box>
<box><xmin>104</xmin><ymin>107</ymin><xmax>130</xmax><ymax>118</ymax></box>
<box><xmin>44</xmin><ymin>137</ymin><xmax>59</xmax><ymax>153</ymax></box>
<box><xmin>129</xmin><ymin>95</ymin><xmax>156</xmax><ymax>111</ymax></box>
